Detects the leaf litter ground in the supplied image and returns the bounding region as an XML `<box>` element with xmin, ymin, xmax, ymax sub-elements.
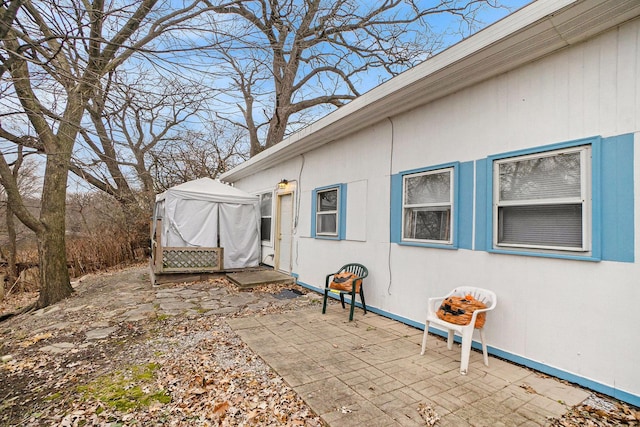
<box><xmin>0</xmin><ymin>267</ymin><xmax>324</xmax><ymax>426</ymax></box>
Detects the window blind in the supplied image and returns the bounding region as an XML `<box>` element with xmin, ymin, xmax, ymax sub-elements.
<box><xmin>499</xmin><ymin>152</ymin><xmax>581</xmax><ymax>201</ymax></box>
<box><xmin>498</xmin><ymin>204</ymin><xmax>583</xmax><ymax>248</ymax></box>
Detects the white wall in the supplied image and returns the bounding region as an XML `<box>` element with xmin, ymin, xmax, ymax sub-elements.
<box><xmin>232</xmin><ymin>18</ymin><xmax>640</xmax><ymax>401</ymax></box>
<box><xmin>237</xmin><ymin>159</ymin><xmax>306</xmax><ymax>266</ymax></box>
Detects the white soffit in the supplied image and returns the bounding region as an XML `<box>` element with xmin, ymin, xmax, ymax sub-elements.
<box><xmin>221</xmin><ymin>0</ymin><xmax>640</xmax><ymax>182</ymax></box>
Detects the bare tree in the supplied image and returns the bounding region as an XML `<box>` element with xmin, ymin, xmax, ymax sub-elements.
<box><xmin>0</xmin><ymin>0</ymin><xmax>22</xmax><ymax>77</ymax></box>
<box><xmin>0</xmin><ymin>0</ymin><xmax>209</xmax><ymax>308</ymax></box>
<box><xmin>0</xmin><ymin>147</ymin><xmax>39</xmax><ymax>285</ymax></box>
<box><xmin>0</xmin><ymin>149</ymin><xmax>24</xmax><ymax>285</ymax></box>
<box><xmin>200</xmin><ymin>0</ymin><xmax>501</xmax><ymax>155</ymax></box>
<box><xmin>150</xmin><ymin>122</ymin><xmax>249</xmax><ymax>191</ymax></box>
<box><xmin>0</xmin><ymin>0</ymin><xmax>20</xmax><ymax>34</ymax></box>
<box><xmin>68</xmin><ymin>71</ymin><xmax>210</xmax><ymax>248</ymax></box>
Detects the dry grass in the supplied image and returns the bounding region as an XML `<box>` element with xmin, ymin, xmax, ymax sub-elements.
<box><xmin>66</xmin><ymin>232</ymin><xmax>141</xmax><ymax>277</ymax></box>
<box><xmin>1</xmin><ymin>227</ymin><xmax>144</xmax><ymax>305</ymax></box>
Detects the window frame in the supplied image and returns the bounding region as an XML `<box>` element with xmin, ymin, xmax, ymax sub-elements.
<box><xmin>401</xmin><ymin>167</ymin><xmax>455</xmax><ymax>245</ymax></box>
<box><xmin>316</xmin><ymin>187</ymin><xmax>339</xmax><ymax>237</ymax></box>
<box><xmin>486</xmin><ymin>136</ymin><xmax>602</xmax><ymax>260</ymax></box>
<box><xmin>259</xmin><ymin>191</ymin><xmax>274</xmax><ymax>245</ymax></box>
<box><xmin>311</xmin><ymin>183</ymin><xmax>346</xmax><ymax>240</ymax></box>
<box><xmin>393</xmin><ymin>162</ymin><xmax>460</xmax><ymax>249</ymax></box>
<box><xmin>493</xmin><ymin>146</ymin><xmax>591</xmax><ymax>252</ymax></box>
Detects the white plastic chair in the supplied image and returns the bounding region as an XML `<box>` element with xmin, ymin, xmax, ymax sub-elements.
<box><xmin>420</xmin><ymin>286</ymin><xmax>497</xmax><ymax>375</ymax></box>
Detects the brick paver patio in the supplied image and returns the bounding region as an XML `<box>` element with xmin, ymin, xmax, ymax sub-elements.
<box><xmin>227</xmin><ymin>305</ymin><xmax>589</xmax><ymax>426</ymax></box>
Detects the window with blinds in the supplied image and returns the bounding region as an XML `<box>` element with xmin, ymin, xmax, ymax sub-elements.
<box><xmin>402</xmin><ymin>168</ymin><xmax>453</xmax><ymax>244</ymax></box>
<box><xmin>493</xmin><ymin>146</ymin><xmax>591</xmax><ymax>252</ymax></box>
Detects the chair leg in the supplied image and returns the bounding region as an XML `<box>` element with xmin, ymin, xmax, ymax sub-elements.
<box><xmin>479</xmin><ymin>328</ymin><xmax>489</xmax><ymax>366</ymax></box>
<box><xmin>459</xmin><ymin>329</ymin><xmax>473</xmax><ymax>375</ymax></box>
<box><xmin>349</xmin><ymin>290</ymin><xmax>356</xmax><ymax>321</ymax></box>
<box><xmin>420</xmin><ymin>322</ymin><xmax>429</xmax><ymax>355</ymax></box>
<box><xmin>322</xmin><ymin>288</ymin><xmax>328</xmax><ymax>314</ymax></box>
<box><xmin>447</xmin><ymin>330</ymin><xmax>455</xmax><ymax>350</ymax></box>
<box><xmin>360</xmin><ymin>287</ymin><xmax>367</xmax><ymax>315</ymax></box>
<box><xmin>339</xmin><ymin>293</ymin><xmax>346</xmax><ymax>309</ymax></box>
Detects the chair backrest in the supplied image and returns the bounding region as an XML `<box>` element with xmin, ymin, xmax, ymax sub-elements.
<box><xmin>447</xmin><ymin>286</ymin><xmax>497</xmax><ymax>310</ymax></box>
<box><xmin>339</xmin><ymin>263</ymin><xmax>368</xmax><ymax>279</ymax></box>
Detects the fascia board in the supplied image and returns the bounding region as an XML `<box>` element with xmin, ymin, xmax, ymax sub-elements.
<box><xmin>221</xmin><ymin>0</ymin><xmax>640</xmax><ymax>182</ymax></box>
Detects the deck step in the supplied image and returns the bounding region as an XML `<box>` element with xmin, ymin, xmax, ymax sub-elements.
<box><xmin>226</xmin><ymin>270</ymin><xmax>295</xmax><ymax>289</ymax></box>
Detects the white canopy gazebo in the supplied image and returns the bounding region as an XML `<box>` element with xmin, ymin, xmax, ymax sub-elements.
<box><xmin>151</xmin><ymin>178</ymin><xmax>261</xmax><ymax>281</ymax></box>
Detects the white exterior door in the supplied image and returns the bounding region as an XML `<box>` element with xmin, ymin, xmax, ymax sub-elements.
<box><xmin>276</xmin><ymin>193</ymin><xmax>293</xmax><ymax>273</ymax></box>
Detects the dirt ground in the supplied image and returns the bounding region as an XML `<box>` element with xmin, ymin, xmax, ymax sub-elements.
<box><xmin>0</xmin><ymin>266</ymin><xmax>638</xmax><ymax>426</ymax></box>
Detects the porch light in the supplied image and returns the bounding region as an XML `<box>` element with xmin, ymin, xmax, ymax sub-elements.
<box><xmin>278</xmin><ymin>179</ymin><xmax>288</xmax><ymax>189</ymax></box>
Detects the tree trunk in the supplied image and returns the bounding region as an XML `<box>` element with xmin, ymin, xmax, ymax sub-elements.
<box><xmin>249</xmin><ymin>130</ymin><xmax>263</xmax><ymax>157</ymax></box>
<box><xmin>37</xmin><ymin>230</ymin><xmax>73</xmax><ymax>308</ymax></box>
<box><xmin>265</xmin><ymin>111</ymin><xmax>288</xmax><ymax>152</ymax></box>
<box><xmin>37</xmin><ymin>153</ymin><xmax>73</xmax><ymax>308</ymax></box>
<box><xmin>263</xmin><ymin>88</ymin><xmax>292</xmax><ymax>152</ymax></box>
<box><xmin>5</xmin><ymin>204</ymin><xmax>18</xmax><ymax>283</ymax></box>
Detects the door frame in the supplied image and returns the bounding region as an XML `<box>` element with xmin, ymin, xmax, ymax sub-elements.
<box><xmin>275</xmin><ymin>190</ymin><xmax>294</xmax><ymax>273</ymax></box>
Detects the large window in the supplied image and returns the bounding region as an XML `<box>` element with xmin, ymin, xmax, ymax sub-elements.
<box><xmin>493</xmin><ymin>146</ymin><xmax>591</xmax><ymax>252</ymax></box>
<box><xmin>316</xmin><ymin>187</ymin><xmax>339</xmax><ymax>236</ymax></box>
<box><xmin>260</xmin><ymin>192</ymin><xmax>273</xmax><ymax>243</ymax></box>
<box><xmin>402</xmin><ymin>168</ymin><xmax>453</xmax><ymax>244</ymax></box>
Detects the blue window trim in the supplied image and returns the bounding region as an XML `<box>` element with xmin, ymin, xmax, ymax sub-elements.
<box><xmin>311</xmin><ymin>183</ymin><xmax>347</xmax><ymax>240</ymax></box>
<box><xmin>458</xmin><ymin>162</ymin><xmax>474</xmax><ymax>250</ymax></box>
<box><xmin>391</xmin><ymin>162</ymin><xmax>461</xmax><ymax>249</ymax></box>
<box><xmin>485</xmin><ymin>136</ymin><xmax>603</xmax><ymax>261</ymax></box>
<box><xmin>600</xmin><ymin>133</ymin><xmax>635</xmax><ymax>262</ymax></box>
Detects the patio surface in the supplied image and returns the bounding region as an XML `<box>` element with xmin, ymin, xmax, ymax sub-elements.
<box><xmin>227</xmin><ymin>304</ymin><xmax>590</xmax><ymax>426</ymax></box>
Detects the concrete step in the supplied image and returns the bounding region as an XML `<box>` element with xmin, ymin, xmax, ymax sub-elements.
<box><xmin>226</xmin><ymin>269</ymin><xmax>296</xmax><ymax>289</ymax></box>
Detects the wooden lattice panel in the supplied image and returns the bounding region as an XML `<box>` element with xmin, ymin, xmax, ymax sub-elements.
<box><xmin>161</xmin><ymin>247</ymin><xmax>223</xmax><ymax>272</ymax></box>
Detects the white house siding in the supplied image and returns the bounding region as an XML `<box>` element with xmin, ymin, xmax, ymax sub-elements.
<box><xmin>229</xmin><ymin>17</ymin><xmax>640</xmax><ymax>404</ymax></box>
<box><xmin>232</xmin><ymin>161</ymin><xmax>304</xmax><ymax>266</ymax></box>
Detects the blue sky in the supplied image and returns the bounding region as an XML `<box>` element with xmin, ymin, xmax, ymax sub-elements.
<box><xmin>353</xmin><ymin>0</ymin><xmax>533</xmax><ymax>94</ymax></box>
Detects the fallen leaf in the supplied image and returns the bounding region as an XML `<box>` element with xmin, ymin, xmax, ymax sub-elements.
<box><xmin>214</xmin><ymin>401</ymin><xmax>230</xmax><ymax>416</ymax></box>
<box><xmin>520</xmin><ymin>383</ymin><xmax>537</xmax><ymax>394</ymax></box>
<box><xmin>417</xmin><ymin>403</ymin><xmax>440</xmax><ymax>426</ymax></box>
<box><xmin>21</xmin><ymin>332</ymin><xmax>53</xmax><ymax>347</ymax></box>
<box><xmin>246</xmin><ymin>409</ymin><xmax>258</xmax><ymax>420</ymax></box>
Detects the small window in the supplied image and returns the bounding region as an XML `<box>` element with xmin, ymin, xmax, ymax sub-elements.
<box><xmin>311</xmin><ymin>184</ymin><xmax>346</xmax><ymax>240</ymax></box>
<box><xmin>493</xmin><ymin>146</ymin><xmax>591</xmax><ymax>252</ymax></box>
<box><xmin>316</xmin><ymin>188</ymin><xmax>339</xmax><ymax>236</ymax></box>
<box><xmin>260</xmin><ymin>192</ymin><xmax>272</xmax><ymax>243</ymax></box>
<box><xmin>402</xmin><ymin>168</ymin><xmax>453</xmax><ymax>243</ymax></box>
